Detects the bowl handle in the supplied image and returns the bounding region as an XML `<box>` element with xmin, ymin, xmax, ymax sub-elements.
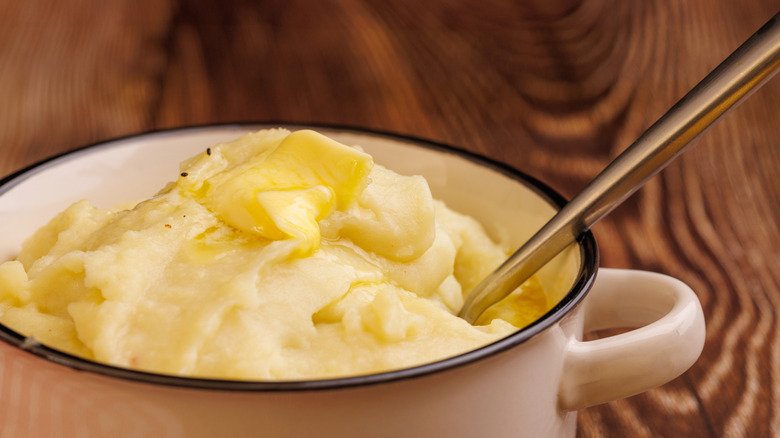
<box><xmin>558</xmin><ymin>268</ymin><xmax>705</xmax><ymax>411</ymax></box>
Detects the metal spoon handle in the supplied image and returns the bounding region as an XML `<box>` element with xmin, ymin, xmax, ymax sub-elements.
<box><xmin>460</xmin><ymin>12</ymin><xmax>780</xmax><ymax>324</ymax></box>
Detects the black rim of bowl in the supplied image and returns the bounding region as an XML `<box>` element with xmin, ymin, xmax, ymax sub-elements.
<box><xmin>0</xmin><ymin>122</ymin><xmax>599</xmax><ymax>392</ymax></box>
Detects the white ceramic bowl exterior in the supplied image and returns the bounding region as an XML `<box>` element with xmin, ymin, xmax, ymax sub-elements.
<box><xmin>0</xmin><ymin>125</ymin><xmax>705</xmax><ymax>437</ymax></box>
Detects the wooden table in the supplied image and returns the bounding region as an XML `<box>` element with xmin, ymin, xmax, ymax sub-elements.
<box><xmin>1</xmin><ymin>1</ymin><xmax>779</xmax><ymax>436</ymax></box>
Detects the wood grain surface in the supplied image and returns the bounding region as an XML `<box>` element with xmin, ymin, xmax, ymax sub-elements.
<box><xmin>1</xmin><ymin>0</ymin><xmax>779</xmax><ymax>436</ymax></box>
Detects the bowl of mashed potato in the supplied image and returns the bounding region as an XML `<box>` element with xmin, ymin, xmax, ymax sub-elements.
<box><xmin>0</xmin><ymin>124</ymin><xmax>705</xmax><ymax>437</ymax></box>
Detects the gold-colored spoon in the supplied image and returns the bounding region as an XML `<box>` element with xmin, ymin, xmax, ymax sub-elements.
<box><xmin>460</xmin><ymin>12</ymin><xmax>780</xmax><ymax>324</ymax></box>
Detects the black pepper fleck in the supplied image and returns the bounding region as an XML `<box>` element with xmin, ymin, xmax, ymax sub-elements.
<box><xmin>206</xmin><ymin>148</ymin><xmax>212</xmax><ymax>156</ymax></box>
<box><xmin>181</xmin><ymin>172</ymin><xmax>189</xmax><ymax>177</ymax></box>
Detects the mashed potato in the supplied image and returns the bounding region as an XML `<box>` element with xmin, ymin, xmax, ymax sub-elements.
<box><xmin>0</xmin><ymin>129</ymin><xmax>548</xmax><ymax>380</ymax></box>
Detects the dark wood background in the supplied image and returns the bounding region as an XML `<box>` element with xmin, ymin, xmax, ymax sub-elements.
<box><xmin>1</xmin><ymin>1</ymin><xmax>779</xmax><ymax>436</ymax></box>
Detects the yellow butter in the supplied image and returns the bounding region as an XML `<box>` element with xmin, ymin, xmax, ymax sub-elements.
<box><xmin>195</xmin><ymin>129</ymin><xmax>373</xmax><ymax>256</ymax></box>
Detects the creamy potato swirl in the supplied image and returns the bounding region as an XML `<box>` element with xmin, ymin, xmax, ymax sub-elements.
<box><xmin>0</xmin><ymin>129</ymin><xmax>548</xmax><ymax>380</ymax></box>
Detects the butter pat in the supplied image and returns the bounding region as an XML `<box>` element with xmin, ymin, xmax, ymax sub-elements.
<box><xmin>190</xmin><ymin>130</ymin><xmax>373</xmax><ymax>256</ymax></box>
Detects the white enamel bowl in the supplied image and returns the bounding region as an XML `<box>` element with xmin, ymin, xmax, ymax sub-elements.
<box><xmin>0</xmin><ymin>124</ymin><xmax>705</xmax><ymax>437</ymax></box>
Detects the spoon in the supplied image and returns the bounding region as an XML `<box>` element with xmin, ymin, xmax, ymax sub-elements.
<box><xmin>459</xmin><ymin>12</ymin><xmax>780</xmax><ymax>324</ymax></box>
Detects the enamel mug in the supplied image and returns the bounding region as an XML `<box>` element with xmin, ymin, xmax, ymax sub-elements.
<box><xmin>0</xmin><ymin>125</ymin><xmax>705</xmax><ymax>437</ymax></box>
